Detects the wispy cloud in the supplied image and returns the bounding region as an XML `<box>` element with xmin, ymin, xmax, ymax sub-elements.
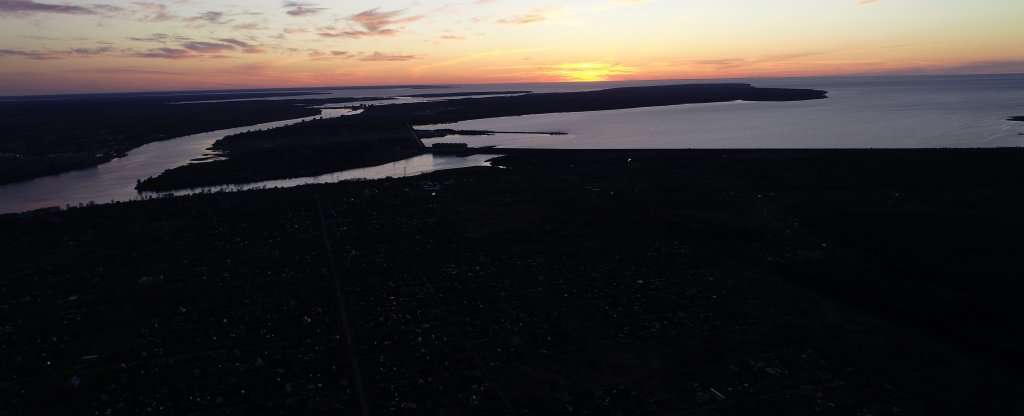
<box><xmin>182</xmin><ymin>41</ymin><xmax>236</xmax><ymax>54</ymax></box>
<box><xmin>70</xmin><ymin>47</ymin><xmax>116</xmax><ymax>55</ymax></box>
<box><xmin>75</xmin><ymin>67</ymin><xmax>183</xmax><ymax>76</ymax></box>
<box><xmin>498</xmin><ymin>14</ymin><xmax>546</xmax><ymax>25</ymax></box>
<box><xmin>318</xmin><ymin>8</ymin><xmax>422</xmax><ymax>39</ymax></box>
<box><xmin>282</xmin><ymin>1</ymin><xmax>324</xmax><ymax>17</ymax></box>
<box><xmin>352</xmin><ymin>8</ymin><xmax>421</xmax><ymax>31</ymax></box>
<box><xmin>187</xmin><ymin>11</ymin><xmax>230</xmax><ymax>25</ymax></box>
<box><xmin>360</xmin><ymin>52</ymin><xmax>418</xmax><ymax>62</ymax></box>
<box><xmin>306</xmin><ymin>49</ymin><xmax>359</xmax><ymax>61</ymax></box>
<box><xmin>133</xmin><ymin>1</ymin><xmax>176</xmax><ymax>22</ymax></box>
<box><xmin>127</xmin><ymin>33</ymin><xmax>193</xmax><ymax>43</ymax></box>
<box><xmin>219</xmin><ymin>38</ymin><xmax>265</xmax><ymax>54</ymax></box>
<box><xmin>0</xmin><ymin>46</ymin><xmax>120</xmax><ymax>60</ymax></box>
<box><xmin>412</xmin><ymin>48</ymin><xmax>545</xmax><ymax>75</ymax></box>
<box><xmin>234</xmin><ymin>21</ymin><xmax>269</xmax><ymax>31</ymax></box>
<box><xmin>0</xmin><ymin>48</ymin><xmax>67</xmax><ymax>60</ymax></box>
<box><xmin>0</xmin><ymin>0</ymin><xmax>102</xmax><ymax>16</ymax></box>
<box><xmin>132</xmin><ymin>47</ymin><xmax>197</xmax><ymax>59</ymax></box>
<box><xmin>685</xmin><ymin>51</ymin><xmax>833</xmax><ymax>71</ymax></box>
<box><xmin>683</xmin><ymin>45</ymin><xmax>917</xmax><ymax>72</ymax></box>
<box><xmin>497</xmin><ymin>7</ymin><xmax>561</xmax><ymax>25</ymax></box>
<box><xmin>858</xmin><ymin>59</ymin><xmax>1024</xmax><ymax>76</ymax></box>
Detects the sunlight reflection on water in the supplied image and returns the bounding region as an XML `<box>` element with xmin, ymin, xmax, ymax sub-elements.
<box><xmin>139</xmin><ymin>153</ymin><xmax>498</xmax><ymax>198</ymax></box>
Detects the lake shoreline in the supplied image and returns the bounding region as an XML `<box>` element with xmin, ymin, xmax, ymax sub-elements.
<box><xmin>136</xmin><ymin>83</ymin><xmax>827</xmax><ymax>191</ymax></box>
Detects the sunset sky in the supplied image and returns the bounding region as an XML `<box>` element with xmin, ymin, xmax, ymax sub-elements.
<box><xmin>1</xmin><ymin>0</ymin><xmax>1023</xmax><ymax>95</ymax></box>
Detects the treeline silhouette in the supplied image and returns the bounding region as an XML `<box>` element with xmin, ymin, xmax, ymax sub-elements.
<box><xmin>138</xmin><ymin>84</ymin><xmax>827</xmax><ymax>191</ymax></box>
<box><xmin>0</xmin><ymin>92</ymin><xmax>389</xmax><ymax>184</ymax></box>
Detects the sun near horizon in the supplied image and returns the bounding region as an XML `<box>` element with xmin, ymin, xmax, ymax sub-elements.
<box><xmin>2</xmin><ymin>0</ymin><xmax>1024</xmax><ymax>95</ymax></box>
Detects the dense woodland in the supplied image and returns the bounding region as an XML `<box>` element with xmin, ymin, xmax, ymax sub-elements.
<box><xmin>3</xmin><ymin>149</ymin><xmax>1022</xmax><ymax>414</ymax></box>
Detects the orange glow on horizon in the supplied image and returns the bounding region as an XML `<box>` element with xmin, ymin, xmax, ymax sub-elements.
<box><xmin>1</xmin><ymin>0</ymin><xmax>1023</xmax><ymax>95</ymax></box>
<box><xmin>542</xmin><ymin>62</ymin><xmax>640</xmax><ymax>82</ymax></box>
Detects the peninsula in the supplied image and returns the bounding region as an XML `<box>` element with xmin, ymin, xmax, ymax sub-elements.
<box><xmin>136</xmin><ymin>83</ymin><xmax>826</xmax><ymax>191</ymax></box>
<box><xmin>0</xmin><ymin>91</ymin><xmax>392</xmax><ymax>184</ymax></box>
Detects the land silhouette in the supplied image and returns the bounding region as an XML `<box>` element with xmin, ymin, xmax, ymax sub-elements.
<box><xmin>3</xmin><ymin>148</ymin><xmax>1023</xmax><ymax>414</ymax></box>
<box><xmin>135</xmin><ymin>84</ymin><xmax>826</xmax><ymax>191</ymax></box>
<box><xmin>3</xmin><ymin>83</ymin><xmax>1022</xmax><ymax>415</ymax></box>
<box><xmin>0</xmin><ymin>91</ymin><xmax>387</xmax><ymax>184</ymax></box>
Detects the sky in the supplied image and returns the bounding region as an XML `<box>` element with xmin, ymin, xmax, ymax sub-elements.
<box><xmin>1</xmin><ymin>0</ymin><xmax>1023</xmax><ymax>95</ymax></box>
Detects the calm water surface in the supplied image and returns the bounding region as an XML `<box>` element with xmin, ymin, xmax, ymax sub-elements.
<box><xmin>139</xmin><ymin>153</ymin><xmax>498</xmax><ymax>198</ymax></box>
<box><xmin>2</xmin><ymin>74</ymin><xmax>1022</xmax><ymax>214</ymax></box>
<box><xmin>422</xmin><ymin>75</ymin><xmax>1024</xmax><ymax>149</ymax></box>
<box><xmin>0</xmin><ymin>109</ymin><xmax>367</xmax><ymax>214</ymax></box>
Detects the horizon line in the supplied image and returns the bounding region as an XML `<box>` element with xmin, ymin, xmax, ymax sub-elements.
<box><xmin>3</xmin><ymin>72</ymin><xmax>1022</xmax><ymax>100</ymax></box>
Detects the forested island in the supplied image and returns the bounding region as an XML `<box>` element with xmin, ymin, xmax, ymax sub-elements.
<box><xmin>136</xmin><ymin>84</ymin><xmax>827</xmax><ymax>191</ymax></box>
<box><xmin>0</xmin><ymin>91</ymin><xmax>397</xmax><ymax>184</ymax></box>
